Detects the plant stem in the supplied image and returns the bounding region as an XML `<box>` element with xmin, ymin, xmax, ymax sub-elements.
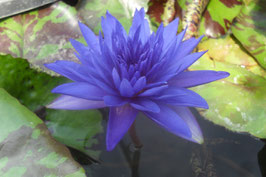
<box><xmin>128</xmin><ymin>121</ymin><xmax>143</xmax><ymax>149</ymax></box>
<box><xmin>182</xmin><ymin>0</ymin><xmax>210</xmax><ymax>39</ymax></box>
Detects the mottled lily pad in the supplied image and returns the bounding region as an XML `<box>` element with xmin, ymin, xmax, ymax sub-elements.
<box><xmin>78</xmin><ymin>0</ymin><xmax>149</xmax><ymax>33</ymax></box>
<box><xmin>231</xmin><ymin>0</ymin><xmax>266</xmax><ymax>68</ymax></box>
<box><xmin>198</xmin><ymin>0</ymin><xmax>243</xmax><ymax>38</ymax></box>
<box><xmin>0</xmin><ymin>88</ymin><xmax>86</xmax><ymax>177</ymax></box>
<box><xmin>190</xmin><ymin>36</ymin><xmax>266</xmax><ymax>138</ymax></box>
<box><xmin>0</xmin><ymin>0</ymin><xmax>149</xmax><ymax>73</ymax></box>
<box><xmin>0</xmin><ymin>2</ymin><xmax>82</xmax><ymax>74</ymax></box>
<box><xmin>0</xmin><ymin>54</ymin><xmax>103</xmax><ymax>159</ymax></box>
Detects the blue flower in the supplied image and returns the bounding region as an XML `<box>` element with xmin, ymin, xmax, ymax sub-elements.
<box><xmin>45</xmin><ymin>8</ymin><xmax>229</xmax><ymax>151</ymax></box>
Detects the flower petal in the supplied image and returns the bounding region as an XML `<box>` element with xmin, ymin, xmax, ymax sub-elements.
<box><xmin>119</xmin><ymin>79</ymin><xmax>134</xmax><ymax>97</ymax></box>
<box><xmin>112</xmin><ymin>68</ymin><xmax>121</xmax><ymax>89</ymax></box>
<box><xmin>175</xmin><ymin>51</ymin><xmax>207</xmax><ymax>74</ymax></box>
<box><xmin>101</xmin><ymin>11</ymin><xmax>127</xmax><ymax>47</ymax></box>
<box><xmin>133</xmin><ymin>76</ymin><xmax>146</xmax><ymax>93</ymax></box>
<box><xmin>44</xmin><ymin>61</ymin><xmax>91</xmax><ymax>83</ymax></box>
<box><xmin>130</xmin><ymin>98</ymin><xmax>160</xmax><ymax>113</ymax></box>
<box><xmin>156</xmin><ymin>87</ymin><xmax>209</xmax><ymax>109</ymax></box>
<box><xmin>163</xmin><ymin>18</ymin><xmax>179</xmax><ymax>49</ymax></box>
<box><xmin>106</xmin><ymin>105</ymin><xmax>138</xmax><ymax>151</ymax></box>
<box><xmin>169</xmin><ymin>70</ymin><xmax>230</xmax><ymax>88</ymax></box>
<box><xmin>52</xmin><ymin>82</ymin><xmax>105</xmax><ymax>100</ymax></box>
<box><xmin>175</xmin><ymin>35</ymin><xmax>204</xmax><ymax>59</ymax></box>
<box><xmin>144</xmin><ymin>104</ymin><xmax>192</xmax><ymax>140</ymax></box>
<box><xmin>47</xmin><ymin>95</ymin><xmax>106</xmax><ymax>110</ymax></box>
<box><xmin>138</xmin><ymin>85</ymin><xmax>168</xmax><ymax>97</ymax></box>
<box><xmin>103</xmin><ymin>95</ymin><xmax>127</xmax><ymax>106</ymax></box>
<box><xmin>129</xmin><ymin>8</ymin><xmax>150</xmax><ymax>44</ymax></box>
<box><xmin>78</xmin><ymin>22</ymin><xmax>100</xmax><ymax>52</ymax></box>
<box><xmin>171</xmin><ymin>106</ymin><xmax>203</xmax><ymax>143</ymax></box>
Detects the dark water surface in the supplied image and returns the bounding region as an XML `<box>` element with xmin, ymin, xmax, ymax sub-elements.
<box><xmin>81</xmin><ymin>109</ymin><xmax>265</xmax><ymax>177</ymax></box>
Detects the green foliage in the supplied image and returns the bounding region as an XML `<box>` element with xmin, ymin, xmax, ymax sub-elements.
<box><xmin>0</xmin><ymin>88</ymin><xmax>86</xmax><ymax>177</ymax></box>
<box><xmin>0</xmin><ymin>55</ymin><xmax>65</xmax><ymax>110</ymax></box>
<box><xmin>46</xmin><ymin>109</ymin><xmax>103</xmax><ymax>160</ymax></box>
<box><xmin>190</xmin><ymin>36</ymin><xmax>266</xmax><ymax>138</ymax></box>
<box><xmin>231</xmin><ymin>1</ymin><xmax>266</xmax><ymax>68</ymax></box>
<box><xmin>0</xmin><ymin>54</ymin><xmax>103</xmax><ymax>159</ymax></box>
<box><xmin>0</xmin><ymin>0</ymin><xmax>149</xmax><ymax>73</ymax></box>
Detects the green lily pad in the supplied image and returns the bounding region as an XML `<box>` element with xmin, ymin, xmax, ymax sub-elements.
<box><xmin>198</xmin><ymin>0</ymin><xmax>243</xmax><ymax>38</ymax></box>
<box><xmin>0</xmin><ymin>0</ymin><xmax>149</xmax><ymax>73</ymax></box>
<box><xmin>78</xmin><ymin>0</ymin><xmax>149</xmax><ymax>33</ymax></box>
<box><xmin>0</xmin><ymin>88</ymin><xmax>86</xmax><ymax>177</ymax></box>
<box><xmin>231</xmin><ymin>0</ymin><xmax>266</xmax><ymax>68</ymax></box>
<box><xmin>189</xmin><ymin>36</ymin><xmax>266</xmax><ymax>138</ymax></box>
<box><xmin>0</xmin><ymin>2</ymin><xmax>82</xmax><ymax>74</ymax></box>
<box><xmin>45</xmin><ymin>109</ymin><xmax>103</xmax><ymax>160</ymax></box>
<box><xmin>0</xmin><ymin>54</ymin><xmax>103</xmax><ymax>159</ymax></box>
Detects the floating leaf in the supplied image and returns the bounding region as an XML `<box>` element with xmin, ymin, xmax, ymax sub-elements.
<box><xmin>78</xmin><ymin>0</ymin><xmax>149</xmax><ymax>33</ymax></box>
<box><xmin>0</xmin><ymin>0</ymin><xmax>149</xmax><ymax>73</ymax></box>
<box><xmin>46</xmin><ymin>109</ymin><xmax>103</xmax><ymax>160</ymax></box>
<box><xmin>231</xmin><ymin>0</ymin><xmax>266</xmax><ymax>68</ymax></box>
<box><xmin>199</xmin><ymin>0</ymin><xmax>243</xmax><ymax>38</ymax></box>
<box><xmin>0</xmin><ymin>55</ymin><xmax>65</xmax><ymax>111</ymax></box>
<box><xmin>0</xmin><ymin>54</ymin><xmax>103</xmax><ymax>159</ymax></box>
<box><xmin>190</xmin><ymin>36</ymin><xmax>266</xmax><ymax>138</ymax></box>
<box><xmin>0</xmin><ymin>2</ymin><xmax>82</xmax><ymax>74</ymax></box>
<box><xmin>0</xmin><ymin>88</ymin><xmax>86</xmax><ymax>177</ymax></box>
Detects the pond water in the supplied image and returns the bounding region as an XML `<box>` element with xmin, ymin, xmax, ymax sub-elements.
<box><xmin>77</xmin><ymin>109</ymin><xmax>265</xmax><ymax>177</ymax></box>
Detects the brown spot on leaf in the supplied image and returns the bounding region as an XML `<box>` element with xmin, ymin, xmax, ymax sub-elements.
<box><xmin>204</xmin><ymin>11</ymin><xmax>225</xmax><ymax>37</ymax></box>
<box><xmin>147</xmin><ymin>0</ymin><xmax>168</xmax><ymax>23</ymax></box>
<box><xmin>219</xmin><ymin>0</ymin><xmax>242</xmax><ymax>8</ymax></box>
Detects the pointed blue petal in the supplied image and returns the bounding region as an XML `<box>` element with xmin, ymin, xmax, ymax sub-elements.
<box><xmin>112</xmin><ymin>68</ymin><xmax>121</xmax><ymax>89</ymax></box>
<box><xmin>44</xmin><ymin>61</ymin><xmax>91</xmax><ymax>83</ymax></box>
<box><xmin>138</xmin><ymin>85</ymin><xmax>168</xmax><ymax>97</ymax></box>
<box><xmin>175</xmin><ymin>51</ymin><xmax>207</xmax><ymax>74</ymax></box>
<box><xmin>171</xmin><ymin>106</ymin><xmax>203</xmax><ymax>143</ymax></box>
<box><xmin>78</xmin><ymin>22</ymin><xmax>100</xmax><ymax>52</ymax></box>
<box><xmin>106</xmin><ymin>105</ymin><xmax>138</xmax><ymax>151</ymax></box>
<box><xmin>133</xmin><ymin>76</ymin><xmax>146</xmax><ymax>93</ymax></box>
<box><xmin>101</xmin><ymin>12</ymin><xmax>127</xmax><ymax>47</ymax></box>
<box><xmin>175</xmin><ymin>35</ymin><xmax>204</xmax><ymax>59</ymax></box>
<box><xmin>130</xmin><ymin>98</ymin><xmax>160</xmax><ymax>113</ymax></box>
<box><xmin>52</xmin><ymin>82</ymin><xmax>105</xmax><ymax>100</ymax></box>
<box><xmin>103</xmin><ymin>95</ymin><xmax>127</xmax><ymax>106</ymax></box>
<box><xmin>144</xmin><ymin>104</ymin><xmax>192</xmax><ymax>140</ymax></box>
<box><xmin>129</xmin><ymin>8</ymin><xmax>150</xmax><ymax>44</ymax></box>
<box><xmin>47</xmin><ymin>95</ymin><xmax>106</xmax><ymax>110</ymax></box>
<box><xmin>156</xmin><ymin>87</ymin><xmax>209</xmax><ymax>109</ymax></box>
<box><xmin>169</xmin><ymin>70</ymin><xmax>230</xmax><ymax>88</ymax></box>
<box><xmin>163</xmin><ymin>18</ymin><xmax>179</xmax><ymax>49</ymax></box>
<box><xmin>70</xmin><ymin>38</ymin><xmax>90</xmax><ymax>56</ymax></box>
<box><xmin>119</xmin><ymin>79</ymin><xmax>135</xmax><ymax>97</ymax></box>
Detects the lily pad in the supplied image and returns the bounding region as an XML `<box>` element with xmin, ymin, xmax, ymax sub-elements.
<box><xmin>198</xmin><ymin>0</ymin><xmax>243</xmax><ymax>38</ymax></box>
<box><xmin>189</xmin><ymin>35</ymin><xmax>266</xmax><ymax>138</ymax></box>
<box><xmin>0</xmin><ymin>88</ymin><xmax>86</xmax><ymax>177</ymax></box>
<box><xmin>0</xmin><ymin>54</ymin><xmax>103</xmax><ymax>159</ymax></box>
<box><xmin>231</xmin><ymin>0</ymin><xmax>266</xmax><ymax>68</ymax></box>
<box><xmin>0</xmin><ymin>0</ymin><xmax>149</xmax><ymax>73</ymax></box>
<box><xmin>78</xmin><ymin>0</ymin><xmax>149</xmax><ymax>33</ymax></box>
<box><xmin>45</xmin><ymin>109</ymin><xmax>103</xmax><ymax>160</ymax></box>
<box><xmin>0</xmin><ymin>2</ymin><xmax>82</xmax><ymax>74</ymax></box>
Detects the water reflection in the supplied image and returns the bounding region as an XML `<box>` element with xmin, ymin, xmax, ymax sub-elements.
<box><xmin>81</xmin><ymin>109</ymin><xmax>264</xmax><ymax>177</ymax></box>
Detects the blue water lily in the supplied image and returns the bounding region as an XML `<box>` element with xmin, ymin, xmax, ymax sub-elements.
<box><xmin>45</xmin><ymin>8</ymin><xmax>229</xmax><ymax>151</ymax></box>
